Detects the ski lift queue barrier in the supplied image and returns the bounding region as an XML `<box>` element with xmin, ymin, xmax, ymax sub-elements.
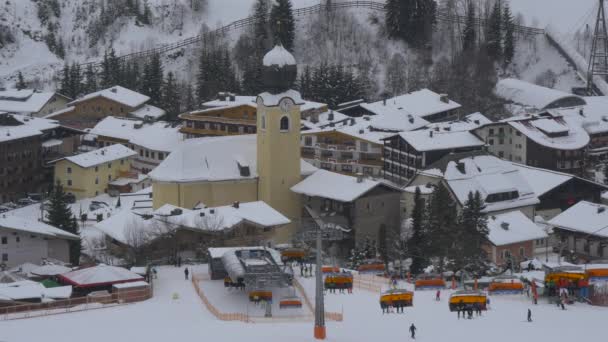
<box><xmin>352</xmin><ymin>274</ymin><xmax>384</xmax><ymax>293</ymax></box>
<box><xmin>192</xmin><ymin>275</ymin><xmax>250</xmax><ymax>323</ymax></box>
<box><xmin>292</xmin><ymin>278</ymin><xmax>344</xmax><ymax>322</ymax></box>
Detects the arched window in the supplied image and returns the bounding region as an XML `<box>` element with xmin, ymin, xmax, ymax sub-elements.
<box><xmin>280</xmin><ymin>116</ymin><xmax>290</xmax><ymax>131</ymax></box>
<box><xmin>261</xmin><ymin>114</ymin><xmax>266</xmax><ymax>129</ymax></box>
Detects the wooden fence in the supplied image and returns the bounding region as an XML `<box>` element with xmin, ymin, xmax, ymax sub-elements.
<box><xmin>79</xmin><ymin>0</ymin><xmax>544</xmax><ymax>69</ymax></box>
<box><xmin>0</xmin><ymin>287</ymin><xmax>152</xmax><ymax>321</ymax></box>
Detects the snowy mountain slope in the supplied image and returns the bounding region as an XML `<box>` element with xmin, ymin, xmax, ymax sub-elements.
<box><xmin>0</xmin><ymin>0</ymin><xmax>587</xmax><ymax>97</ymax></box>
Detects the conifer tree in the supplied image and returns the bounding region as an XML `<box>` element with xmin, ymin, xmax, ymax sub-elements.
<box><xmin>502</xmin><ymin>2</ymin><xmax>515</xmax><ymax>66</ymax></box>
<box><xmin>486</xmin><ymin>0</ymin><xmax>503</xmax><ymax>60</ymax></box>
<box><xmin>423</xmin><ymin>183</ymin><xmax>458</xmax><ymax>271</ymax></box>
<box><xmin>184</xmin><ymin>84</ymin><xmax>195</xmax><ymax>111</ymax></box>
<box><xmin>60</xmin><ymin>64</ymin><xmax>70</xmax><ymax>96</ymax></box>
<box><xmin>69</xmin><ymin>63</ymin><xmax>83</xmax><ymax>99</ymax></box>
<box><xmin>462</xmin><ymin>0</ymin><xmax>476</xmax><ymax>51</ymax></box>
<box><xmin>408</xmin><ymin>186</ymin><xmax>427</xmax><ymax>274</ymax></box>
<box><xmin>56</xmin><ymin>38</ymin><xmax>65</xmax><ymax>59</ymax></box>
<box><xmin>142</xmin><ymin>54</ymin><xmax>163</xmax><ymax>105</ymax></box>
<box><xmin>253</xmin><ymin>0</ymin><xmax>271</xmax><ymax>52</ymax></box>
<box><xmin>385</xmin><ymin>0</ymin><xmax>437</xmax><ymax>48</ymax></box>
<box><xmin>457</xmin><ymin>191</ymin><xmax>488</xmax><ymax>271</ymax></box>
<box><xmin>162</xmin><ymin>72</ymin><xmax>180</xmax><ymax>121</ymax></box>
<box><xmin>84</xmin><ymin>64</ymin><xmax>97</xmax><ymax>94</ymax></box>
<box><xmin>270</xmin><ymin>0</ymin><xmax>295</xmax><ymax>51</ymax></box>
<box><xmin>16</xmin><ymin>72</ymin><xmax>27</xmax><ymax>90</ymax></box>
<box><xmin>46</xmin><ymin>183</ymin><xmax>81</xmax><ymax>265</ymax></box>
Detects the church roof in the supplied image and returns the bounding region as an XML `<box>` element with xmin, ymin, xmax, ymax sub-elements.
<box><xmin>148</xmin><ymin>135</ymin><xmax>316</xmax><ymax>183</ymax></box>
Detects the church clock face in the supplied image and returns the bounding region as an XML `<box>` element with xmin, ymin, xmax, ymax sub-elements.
<box><xmin>279</xmin><ymin>98</ymin><xmax>293</xmax><ymax>113</ymax></box>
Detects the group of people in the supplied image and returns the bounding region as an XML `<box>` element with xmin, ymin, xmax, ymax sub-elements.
<box><xmin>380</xmin><ymin>301</ymin><xmax>407</xmax><ymax>314</ymax></box>
<box><xmin>299</xmin><ymin>263</ymin><xmax>313</xmax><ymax>278</ymax></box>
<box><xmin>455</xmin><ymin>302</ymin><xmax>483</xmax><ymax>319</ymax></box>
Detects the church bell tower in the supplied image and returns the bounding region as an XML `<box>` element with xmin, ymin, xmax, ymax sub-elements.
<box><xmin>256</xmin><ymin>45</ymin><xmax>302</xmax><ymax>242</ymax></box>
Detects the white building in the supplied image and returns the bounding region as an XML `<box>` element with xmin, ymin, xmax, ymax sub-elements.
<box><xmin>0</xmin><ymin>215</ymin><xmax>79</xmax><ymax>268</ymax></box>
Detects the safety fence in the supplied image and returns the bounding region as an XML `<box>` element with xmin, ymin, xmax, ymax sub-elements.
<box><xmin>0</xmin><ymin>287</ymin><xmax>152</xmax><ymax>321</ymax></box>
<box><xmin>79</xmin><ymin>0</ymin><xmax>544</xmax><ymax>69</ymax></box>
<box><xmin>292</xmin><ymin>277</ymin><xmax>344</xmax><ymax>322</ymax></box>
<box><xmin>191</xmin><ymin>275</ymin><xmax>251</xmax><ymax>323</ymax></box>
<box><xmin>589</xmin><ymin>283</ymin><xmax>608</xmax><ymax>306</ymax></box>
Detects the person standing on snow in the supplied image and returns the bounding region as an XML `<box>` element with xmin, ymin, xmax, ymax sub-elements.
<box><xmin>409</xmin><ymin>323</ymin><xmax>417</xmax><ymax>339</ymax></box>
<box><xmin>527</xmin><ymin>308</ymin><xmax>532</xmax><ymax>322</ymax></box>
<box><xmin>184</xmin><ymin>267</ymin><xmax>189</xmax><ymax>280</ymax></box>
<box><xmin>435</xmin><ymin>290</ymin><xmax>441</xmax><ymax>301</ymax></box>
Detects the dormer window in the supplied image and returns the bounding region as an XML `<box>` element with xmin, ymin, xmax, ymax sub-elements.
<box><xmin>486</xmin><ymin>191</ymin><xmax>519</xmax><ymax>203</ymax></box>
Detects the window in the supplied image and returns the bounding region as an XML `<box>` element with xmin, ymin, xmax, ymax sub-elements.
<box><xmin>499</xmin><ymin>127</ymin><xmax>504</xmax><ymax>134</ymax></box>
<box><xmin>499</xmin><ymin>139</ymin><xmax>504</xmax><ymax>145</ymax></box>
<box><xmin>108</xmin><ymin>175</ymin><xmax>112</xmax><ymax>181</ymax></box>
<box><xmin>519</xmin><ymin>247</ymin><xmax>525</xmax><ymax>257</ymax></box>
<box><xmin>1</xmin><ymin>237</ymin><xmax>7</xmax><ymax>244</ymax></box>
<box><xmin>67</xmin><ymin>179</ymin><xmax>72</xmax><ymax>186</ymax></box>
<box><xmin>95</xmin><ymin>166</ymin><xmax>99</xmax><ymax>172</ymax></box>
<box><xmin>159</xmin><ymin>153</ymin><xmax>164</xmax><ymax>161</ymax></box>
<box><xmin>67</xmin><ymin>167</ymin><xmax>72</xmax><ymax>174</ymax></box>
<box><xmin>16</xmin><ymin>236</ymin><xmax>20</xmax><ymax>243</ymax></box>
<box><xmin>503</xmin><ymin>250</ymin><xmax>511</xmax><ymax>260</ymax></box>
<box><xmin>516</xmin><ymin>131</ymin><xmax>522</xmax><ymax>136</ymax></box>
<box><xmin>498</xmin><ymin>151</ymin><xmax>504</xmax><ymax>158</ymax></box>
<box><xmin>108</xmin><ymin>163</ymin><xmax>112</xmax><ymax>169</ymax></box>
<box><xmin>145</xmin><ymin>150</ymin><xmax>149</xmax><ymax>158</ymax></box>
<box><xmin>489</xmin><ymin>139</ymin><xmax>494</xmax><ymax>145</ymax></box>
<box><xmin>139</xmin><ymin>149</ymin><xmax>144</xmax><ymax>157</ymax></box>
<box><xmin>304</xmin><ymin>136</ymin><xmax>313</xmax><ymax>146</ymax></box>
<box><xmin>95</xmin><ymin>177</ymin><xmax>99</xmax><ymax>185</ymax></box>
<box><xmin>280</xmin><ymin>116</ymin><xmax>290</xmax><ymax>131</ymax></box>
<box><xmin>1</xmin><ymin>254</ymin><xmax>7</xmax><ymax>262</ymax></box>
<box><xmin>489</xmin><ymin>128</ymin><xmax>495</xmax><ymax>135</ymax></box>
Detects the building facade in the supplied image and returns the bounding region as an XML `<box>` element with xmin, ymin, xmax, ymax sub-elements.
<box><xmin>301</xmin><ymin>130</ymin><xmax>383</xmax><ymax>177</ymax></box>
<box><xmin>54</xmin><ymin>144</ymin><xmax>136</xmax><ymax>199</ymax></box>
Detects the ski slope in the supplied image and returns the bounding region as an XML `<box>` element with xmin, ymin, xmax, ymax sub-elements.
<box><xmin>0</xmin><ymin>265</ymin><xmax>606</xmax><ymax>342</ymax></box>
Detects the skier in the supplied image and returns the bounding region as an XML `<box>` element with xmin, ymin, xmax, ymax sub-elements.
<box><xmin>527</xmin><ymin>308</ymin><xmax>532</xmax><ymax>322</ymax></box>
<box><xmin>457</xmin><ymin>306</ymin><xmax>461</xmax><ymax>319</ymax></box>
<box><xmin>435</xmin><ymin>290</ymin><xmax>441</xmax><ymax>301</ymax></box>
<box><xmin>560</xmin><ymin>300</ymin><xmax>566</xmax><ymax>310</ymax></box>
<box><xmin>300</xmin><ymin>264</ymin><xmax>304</xmax><ymax>277</ymax></box>
<box><xmin>409</xmin><ymin>323</ymin><xmax>417</xmax><ymax>339</ymax></box>
<box><xmin>184</xmin><ymin>267</ymin><xmax>189</xmax><ymax>280</ymax></box>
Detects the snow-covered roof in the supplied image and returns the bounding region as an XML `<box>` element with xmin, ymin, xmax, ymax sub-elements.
<box><xmin>549</xmin><ymin>201</ymin><xmax>608</xmax><ymax>238</ymax></box>
<box><xmin>30</xmin><ymin>264</ymin><xmax>72</xmax><ymax>277</ymax></box>
<box><xmin>63</xmin><ymin>144</ymin><xmax>136</xmax><ymax>168</ymax></box>
<box><xmin>602</xmin><ymin>191</ymin><xmax>608</xmax><ymax>201</ymax></box>
<box><xmin>486</xmin><ymin>211</ymin><xmax>548</xmax><ymax>246</ymax></box>
<box><xmin>42</xmin><ymin>138</ymin><xmax>63</xmax><ymax>148</ymax></box>
<box><xmin>0</xmin><ymin>113</ymin><xmax>60</xmax><ymax>143</ymax></box>
<box><xmin>90</xmin><ymin>117</ymin><xmax>183</xmax><ymax>152</ymax></box>
<box><xmin>361</xmin><ymin>89</ymin><xmax>461</xmax><ymax>119</ymax></box>
<box><xmin>0</xmin><ymin>281</ymin><xmax>72</xmax><ymax>300</ymax></box>
<box><xmin>509</xmin><ymin>163</ymin><xmax>572</xmax><ymax>197</ymax></box>
<box><xmin>291</xmin><ymin>169</ymin><xmax>396</xmax><ymax>202</ymax></box>
<box><xmin>302</xmin><ymin>110</ymin><xmax>350</xmax><ymax>130</ymax></box>
<box><xmin>424</xmin><ymin>112</ymin><xmax>493</xmax><ymax>132</ymax></box>
<box><xmin>442</xmin><ymin>155</ymin><xmax>539</xmax><ymax>212</ymax></box>
<box><xmin>258</xmin><ymin>90</ymin><xmax>304</xmax><ymax>106</ymax></box>
<box><xmin>0</xmin><ymin>215</ymin><xmax>79</xmax><ymax>240</ymax></box>
<box><xmin>129</xmin><ymin>104</ymin><xmax>166</xmax><ymax>120</ymax></box>
<box><xmin>403</xmin><ymin>185</ymin><xmax>435</xmax><ymax>194</ymax></box>
<box><xmin>68</xmin><ymin>86</ymin><xmax>150</xmax><ymax>108</ymax></box>
<box><xmin>396</xmin><ymin>130</ymin><xmax>485</xmax><ymax>152</ymax></box>
<box><xmin>495</xmin><ymin>78</ymin><xmax>586</xmax><ymax>110</ymax></box>
<box><xmin>221</xmin><ymin>247</ymin><xmax>283</xmax><ymax>281</ymax></box>
<box><xmin>149</xmin><ymin>135</ymin><xmax>316</xmax><ymax>183</ymax></box>
<box><xmin>263</xmin><ymin>45</ymin><xmax>296</xmax><ymax>67</ymax></box>
<box><xmin>507</xmin><ymin>116</ymin><xmax>590</xmax><ymax>150</ymax></box>
<box><xmin>200</xmin><ymin>94</ymin><xmax>325</xmax><ymax>113</ymax></box>
<box><xmin>108</xmin><ymin>174</ymin><xmax>148</xmax><ymax>186</ymax></box>
<box><xmin>554</xmin><ymin>96</ymin><xmax>608</xmax><ymax>135</ymax></box>
<box><xmin>112</xmin><ymin>280</ymin><xmax>149</xmax><ymax>289</ymax></box>
<box><xmin>0</xmin><ymin>90</ymin><xmax>62</xmax><ymax>114</ymax></box>
<box><xmin>58</xmin><ymin>265</ymin><xmax>144</xmax><ymax>288</ymax></box>
<box><xmin>94</xmin><ymin>201</ymin><xmax>290</xmax><ymax>246</ymax></box>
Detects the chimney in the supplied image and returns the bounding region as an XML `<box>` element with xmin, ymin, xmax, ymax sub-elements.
<box><xmin>209</xmin><ymin>209</ymin><xmax>215</xmax><ymax>214</ymax></box>
<box><xmin>350</xmin><ymin>118</ymin><xmax>355</xmax><ymax>126</ymax></box>
<box><xmin>429</xmin><ymin>130</ymin><xmax>433</xmax><ymax>138</ymax></box>
<box><xmin>408</xmin><ymin>114</ymin><xmax>414</xmax><ymax>124</ymax></box>
<box><xmin>356</xmin><ymin>173</ymin><xmax>364</xmax><ymax>183</ymax></box>
<box><xmin>229</xmin><ymin>94</ymin><xmax>236</xmax><ymax>102</ymax></box>
<box><xmin>328</xmin><ymin>111</ymin><xmax>334</xmax><ymax>121</ymax></box>
<box><xmin>359</xmin><ymin>129</ymin><xmax>364</xmax><ymax>134</ymax></box>
<box><xmin>101</xmin><ymin>150</ymin><xmax>105</xmax><ymax>155</ymax></box>
<box><xmin>439</xmin><ymin>94</ymin><xmax>449</xmax><ymax>104</ymax></box>
<box><xmin>474</xmin><ymin>120</ymin><xmax>480</xmax><ymax>125</ymax></box>
<box><xmin>579</xmin><ymin>108</ymin><xmax>585</xmax><ymax>116</ymax></box>
<box><xmin>598</xmin><ymin>206</ymin><xmax>606</xmax><ymax>214</ymax></box>
<box><xmin>501</xmin><ymin>222</ymin><xmax>510</xmax><ymax>230</ymax></box>
<box><xmin>110</xmin><ymin>88</ymin><xmax>117</xmax><ymax>93</ymax></box>
<box><xmin>233</xmin><ymin>201</ymin><xmax>240</xmax><ymax>209</ymax></box>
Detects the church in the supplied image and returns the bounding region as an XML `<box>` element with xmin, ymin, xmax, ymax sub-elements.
<box><xmin>149</xmin><ymin>45</ymin><xmax>314</xmax><ymax>242</ymax></box>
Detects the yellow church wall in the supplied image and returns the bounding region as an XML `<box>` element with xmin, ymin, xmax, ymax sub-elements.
<box><xmin>152</xmin><ymin>180</ymin><xmax>258</xmax><ymax>209</ymax></box>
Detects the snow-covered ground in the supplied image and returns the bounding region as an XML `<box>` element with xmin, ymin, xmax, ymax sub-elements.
<box><xmin>1</xmin><ymin>265</ymin><xmax>606</xmax><ymax>342</ymax></box>
<box><xmin>507</xmin><ymin>0</ymin><xmax>597</xmax><ymax>32</ymax></box>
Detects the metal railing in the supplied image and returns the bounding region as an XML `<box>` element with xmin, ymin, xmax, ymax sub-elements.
<box><xmin>0</xmin><ymin>287</ymin><xmax>152</xmax><ymax>321</ymax></box>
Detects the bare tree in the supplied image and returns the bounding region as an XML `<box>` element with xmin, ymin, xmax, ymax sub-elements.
<box><xmin>124</xmin><ymin>218</ymin><xmax>152</xmax><ymax>264</ymax></box>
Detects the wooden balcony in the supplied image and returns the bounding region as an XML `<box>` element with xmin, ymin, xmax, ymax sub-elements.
<box><xmin>180</xmin><ymin>126</ymin><xmax>245</xmax><ymax>136</ymax></box>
